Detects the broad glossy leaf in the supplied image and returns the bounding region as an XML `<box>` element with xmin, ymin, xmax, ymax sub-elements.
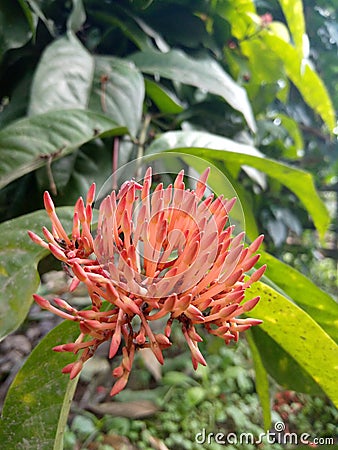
<box><xmin>89</xmin><ymin>56</ymin><xmax>144</xmax><ymax>137</ymax></box>
<box><xmin>250</xmin><ymin>327</ymin><xmax>323</xmax><ymax>395</ymax></box>
<box><xmin>29</xmin><ymin>34</ymin><xmax>94</xmax><ymax>115</ymax></box>
<box><xmin>262</xmin><ymin>33</ymin><xmax>335</xmax><ymax>131</ymax></box>
<box><xmin>259</xmin><ymin>251</ymin><xmax>338</xmax><ymax>343</ymax></box>
<box><xmin>0</xmin><ymin>207</ymin><xmax>74</xmax><ymax>340</ymax></box>
<box><xmin>0</xmin><ymin>320</ymin><xmax>80</xmax><ymax>450</ymax></box>
<box><xmin>0</xmin><ymin>0</ymin><xmax>32</xmax><ymax>59</ymax></box>
<box><xmin>0</xmin><ymin>109</ymin><xmax>127</xmax><ymax>189</ymax></box>
<box><xmin>146</xmin><ymin>130</ymin><xmax>329</xmax><ymax>238</ymax></box>
<box><xmin>130</xmin><ymin>49</ymin><xmax>256</xmax><ymax>131</ymax></box>
<box><xmin>278</xmin><ymin>0</ymin><xmax>305</xmax><ymax>55</ymax></box>
<box><xmin>246</xmin><ymin>281</ymin><xmax>338</xmax><ymax>406</ymax></box>
<box><xmin>145</xmin><ymin>79</ymin><xmax>184</xmax><ymax>114</ymax></box>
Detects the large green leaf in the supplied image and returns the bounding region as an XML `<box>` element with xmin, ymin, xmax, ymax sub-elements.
<box><xmin>130</xmin><ymin>49</ymin><xmax>256</xmax><ymax>131</ymax></box>
<box><xmin>0</xmin><ymin>207</ymin><xmax>74</xmax><ymax>340</ymax></box>
<box><xmin>259</xmin><ymin>251</ymin><xmax>338</xmax><ymax>343</ymax></box>
<box><xmin>28</xmin><ymin>34</ymin><xmax>94</xmax><ymax>115</ymax></box>
<box><xmin>146</xmin><ymin>130</ymin><xmax>330</xmax><ymax>238</ymax></box>
<box><xmin>250</xmin><ymin>327</ymin><xmax>323</xmax><ymax>395</ymax></box>
<box><xmin>246</xmin><ymin>281</ymin><xmax>338</xmax><ymax>406</ymax></box>
<box><xmin>0</xmin><ymin>320</ymin><xmax>80</xmax><ymax>450</ymax></box>
<box><xmin>89</xmin><ymin>56</ymin><xmax>145</xmax><ymax>137</ymax></box>
<box><xmin>0</xmin><ymin>109</ymin><xmax>127</xmax><ymax>189</ymax></box>
<box><xmin>262</xmin><ymin>32</ymin><xmax>335</xmax><ymax>131</ymax></box>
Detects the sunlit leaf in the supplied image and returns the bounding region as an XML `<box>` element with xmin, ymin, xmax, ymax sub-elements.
<box><xmin>259</xmin><ymin>251</ymin><xmax>338</xmax><ymax>343</ymax></box>
<box><xmin>262</xmin><ymin>32</ymin><xmax>335</xmax><ymax>131</ymax></box>
<box><xmin>246</xmin><ymin>281</ymin><xmax>338</xmax><ymax>406</ymax></box>
<box><xmin>250</xmin><ymin>326</ymin><xmax>324</xmax><ymax>395</ymax></box>
<box><xmin>278</xmin><ymin>0</ymin><xmax>306</xmax><ymax>55</ymax></box>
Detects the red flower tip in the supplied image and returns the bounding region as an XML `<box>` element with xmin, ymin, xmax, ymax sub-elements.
<box><xmin>33</xmin><ymin>294</ymin><xmax>51</xmax><ymax>309</ymax></box>
<box><xmin>43</xmin><ymin>191</ymin><xmax>54</xmax><ymax>214</ymax></box>
<box><xmin>86</xmin><ymin>183</ymin><xmax>96</xmax><ymax>206</ymax></box>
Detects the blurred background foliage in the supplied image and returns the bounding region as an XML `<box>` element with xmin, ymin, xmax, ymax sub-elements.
<box><xmin>0</xmin><ymin>0</ymin><xmax>337</xmax><ymax>449</ymax></box>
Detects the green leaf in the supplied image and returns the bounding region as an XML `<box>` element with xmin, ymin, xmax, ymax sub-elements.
<box><xmin>0</xmin><ymin>0</ymin><xmax>32</xmax><ymax>60</ymax></box>
<box><xmin>0</xmin><ymin>207</ymin><xmax>74</xmax><ymax>340</ymax></box>
<box><xmin>246</xmin><ymin>330</ymin><xmax>271</xmax><ymax>429</ymax></box>
<box><xmin>67</xmin><ymin>0</ymin><xmax>86</xmax><ymax>33</ymax></box>
<box><xmin>0</xmin><ymin>319</ymin><xmax>80</xmax><ymax>450</ymax></box>
<box><xmin>239</xmin><ymin>38</ymin><xmax>287</xmax><ymax>107</ymax></box>
<box><xmin>246</xmin><ymin>281</ymin><xmax>338</xmax><ymax>406</ymax></box>
<box><xmin>250</xmin><ymin>326</ymin><xmax>323</xmax><ymax>395</ymax></box>
<box><xmin>28</xmin><ymin>34</ymin><xmax>94</xmax><ymax>115</ymax></box>
<box><xmin>262</xmin><ymin>32</ymin><xmax>336</xmax><ymax>131</ymax></box>
<box><xmin>278</xmin><ymin>0</ymin><xmax>305</xmax><ymax>55</ymax></box>
<box><xmin>146</xmin><ymin>130</ymin><xmax>330</xmax><ymax>238</ymax></box>
<box><xmin>259</xmin><ymin>251</ymin><xmax>338</xmax><ymax>343</ymax></box>
<box><xmin>145</xmin><ymin>79</ymin><xmax>184</xmax><ymax>114</ymax></box>
<box><xmin>89</xmin><ymin>56</ymin><xmax>145</xmax><ymax>137</ymax></box>
<box><xmin>0</xmin><ymin>109</ymin><xmax>127</xmax><ymax>189</ymax></box>
<box><xmin>130</xmin><ymin>49</ymin><xmax>256</xmax><ymax>131</ymax></box>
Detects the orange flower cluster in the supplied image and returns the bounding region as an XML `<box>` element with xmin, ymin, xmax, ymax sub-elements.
<box><xmin>29</xmin><ymin>168</ymin><xmax>266</xmax><ymax>396</ymax></box>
